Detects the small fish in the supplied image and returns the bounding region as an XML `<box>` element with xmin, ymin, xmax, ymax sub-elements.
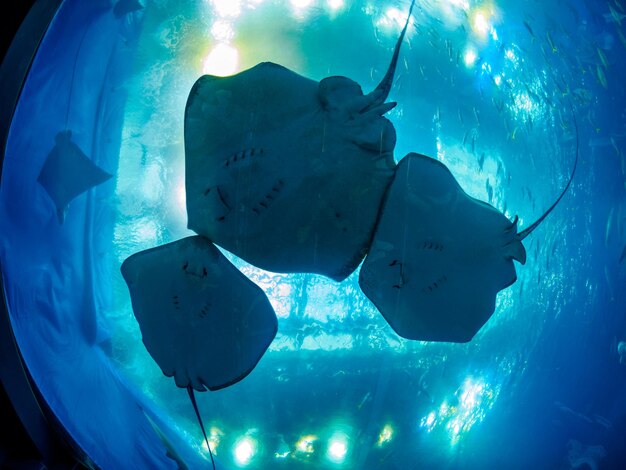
<box><xmin>471</xmin><ymin>135</ymin><xmax>476</xmax><ymax>154</ymax></box>
<box><xmin>608</xmin><ymin>4</ymin><xmax>625</xmax><ymax>26</ymax></box>
<box><xmin>478</xmin><ymin>152</ymin><xmax>485</xmax><ymax>171</ymax></box>
<box><xmin>611</xmin><ymin>136</ymin><xmax>619</xmax><ymax>155</ymax></box>
<box><xmin>619</xmin><ymin>244</ymin><xmax>626</xmax><ymax>264</ymax></box>
<box><xmin>462</xmin><ymin>130</ymin><xmax>469</xmax><ymax>146</ymax></box>
<box><xmin>473</xmin><ymin>107</ymin><xmax>480</xmax><ymax>126</ymax></box>
<box><xmin>596</xmin><ymin>65</ymin><xmax>608</xmax><ymax>88</ymax></box>
<box><xmin>357</xmin><ymin>391</ymin><xmax>372</xmax><ymax>410</ymax></box>
<box><xmin>606</xmin><ymin>207</ymin><xmax>614</xmax><ymax>246</ymax></box>
<box><xmin>597</xmin><ymin>48</ymin><xmax>610</xmax><ymax>69</ymax></box>
<box><xmin>523</xmin><ymin>20</ymin><xmax>535</xmax><ymax>39</ymax></box>
<box><xmin>485</xmin><ymin>179</ymin><xmax>493</xmax><ymax>202</ymax></box>
<box><xmin>458</xmin><ymin>107</ymin><xmax>464</xmax><ymax>125</ymax></box>
<box><xmin>546</xmin><ymin>31</ymin><xmax>557</xmax><ymax>53</ymax></box>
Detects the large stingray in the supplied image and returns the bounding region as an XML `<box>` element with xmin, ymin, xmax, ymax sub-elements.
<box><xmin>122</xmin><ymin>236</ymin><xmax>277</xmax><ymax>467</ymax></box>
<box><xmin>359</xmin><ymin>123</ymin><xmax>578</xmax><ymax>342</ymax></box>
<box><xmin>37</xmin><ymin>130</ymin><xmax>112</xmax><ymax>223</ymax></box>
<box><xmin>184</xmin><ymin>1</ymin><xmax>415</xmax><ymax>281</ymax></box>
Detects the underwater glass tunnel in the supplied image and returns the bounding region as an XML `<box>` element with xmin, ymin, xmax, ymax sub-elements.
<box><xmin>1</xmin><ymin>0</ymin><xmax>626</xmax><ymax>468</ymax></box>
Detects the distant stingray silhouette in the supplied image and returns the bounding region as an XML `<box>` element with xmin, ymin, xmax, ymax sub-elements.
<box><xmin>38</xmin><ymin>130</ymin><xmax>112</xmax><ymax>223</ymax></box>
<box><xmin>122</xmin><ymin>0</ymin><xmax>578</xmax><ymax>466</ymax></box>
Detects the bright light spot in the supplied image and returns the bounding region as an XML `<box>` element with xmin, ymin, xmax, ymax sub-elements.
<box><xmin>419</xmin><ymin>377</ymin><xmax>499</xmax><ymax>445</ymax></box>
<box><xmin>436</xmin><ymin>137</ymin><xmax>446</xmax><ymax>161</ymax></box>
<box><xmin>490</xmin><ymin>26</ymin><xmax>498</xmax><ymax>41</ymax></box>
<box><xmin>481</xmin><ymin>62</ymin><xmax>491</xmax><ymax>73</ymax></box>
<box><xmin>275</xmin><ymin>450</ymin><xmax>290</xmax><ymax>459</ymax></box>
<box><xmin>327</xmin><ymin>0</ymin><xmax>344</xmax><ymax>10</ymax></box>
<box><xmin>175</xmin><ymin>180</ymin><xmax>186</xmax><ymax>212</ymax></box>
<box><xmin>377</xmin><ymin>6</ymin><xmax>412</xmax><ymax>30</ymax></box>
<box><xmin>134</xmin><ymin>219</ymin><xmax>158</xmax><ymax>244</ymax></box>
<box><xmin>291</xmin><ymin>0</ymin><xmax>313</xmax><ymax>8</ymax></box>
<box><xmin>327</xmin><ymin>433</ymin><xmax>348</xmax><ymax>463</ymax></box>
<box><xmin>463</xmin><ymin>48</ymin><xmax>477</xmax><ymax>67</ymax></box>
<box><xmin>513</xmin><ymin>93</ymin><xmax>534</xmax><ymax>113</ymax></box>
<box><xmin>210</xmin><ymin>0</ymin><xmax>242</xmax><ymax>18</ymax></box>
<box><xmin>505</xmin><ymin>48</ymin><xmax>516</xmax><ymax>60</ymax></box>
<box><xmin>420</xmin><ymin>411</ymin><xmax>437</xmax><ymax>432</ymax></box>
<box><xmin>494</xmin><ymin>75</ymin><xmax>502</xmax><ymax>86</ymax></box>
<box><xmin>296</xmin><ymin>435</ymin><xmax>317</xmax><ymax>454</ymax></box>
<box><xmin>203</xmin><ymin>43</ymin><xmax>239</xmax><ymax>76</ymax></box>
<box><xmin>376</xmin><ymin>424</ymin><xmax>394</xmax><ymax>447</ymax></box>
<box><xmin>234</xmin><ymin>437</ymin><xmax>256</xmax><ymax>465</ymax></box>
<box><xmin>210</xmin><ymin>20</ymin><xmax>235</xmax><ymax>42</ymax></box>
<box><xmin>473</xmin><ymin>12</ymin><xmax>490</xmax><ymax>36</ymax></box>
<box><xmin>328</xmin><ymin>441</ymin><xmax>347</xmax><ymax>461</ymax></box>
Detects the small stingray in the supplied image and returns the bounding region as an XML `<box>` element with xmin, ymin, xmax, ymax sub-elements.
<box><xmin>184</xmin><ymin>0</ymin><xmax>416</xmax><ymax>281</ymax></box>
<box><xmin>359</xmin><ymin>116</ymin><xmax>578</xmax><ymax>342</ymax></box>
<box><xmin>37</xmin><ymin>130</ymin><xmax>112</xmax><ymax>223</ymax></box>
<box><xmin>122</xmin><ymin>236</ymin><xmax>277</xmax><ymax>468</ymax></box>
<box><xmin>113</xmin><ymin>0</ymin><xmax>143</xmax><ymax>18</ymax></box>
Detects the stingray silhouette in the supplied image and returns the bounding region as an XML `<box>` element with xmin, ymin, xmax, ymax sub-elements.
<box><xmin>38</xmin><ymin>130</ymin><xmax>112</xmax><ymax>223</ymax></box>
<box><xmin>121</xmin><ymin>1</ymin><xmax>578</xmax><ymax>466</ymax></box>
<box><xmin>184</xmin><ymin>0</ymin><xmax>415</xmax><ymax>282</ymax></box>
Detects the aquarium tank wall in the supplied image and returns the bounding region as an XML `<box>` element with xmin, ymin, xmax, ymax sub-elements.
<box><xmin>1</xmin><ymin>0</ymin><xmax>626</xmax><ymax>468</ymax></box>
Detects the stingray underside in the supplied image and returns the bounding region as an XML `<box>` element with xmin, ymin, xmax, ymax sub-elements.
<box><xmin>184</xmin><ymin>62</ymin><xmax>396</xmax><ymax>281</ymax></box>
<box><xmin>359</xmin><ymin>153</ymin><xmax>526</xmax><ymax>342</ymax></box>
<box><xmin>121</xmin><ymin>236</ymin><xmax>277</xmax><ymax>390</ymax></box>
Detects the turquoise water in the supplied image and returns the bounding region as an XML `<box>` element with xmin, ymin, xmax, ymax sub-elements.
<box><xmin>1</xmin><ymin>0</ymin><xmax>625</xmax><ymax>468</ymax></box>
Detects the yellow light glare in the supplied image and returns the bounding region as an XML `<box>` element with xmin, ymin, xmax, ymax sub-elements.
<box><xmin>472</xmin><ymin>12</ymin><xmax>490</xmax><ymax>36</ymax></box>
<box><xmin>463</xmin><ymin>48</ymin><xmax>477</xmax><ymax>67</ymax></box>
<box><xmin>203</xmin><ymin>43</ymin><xmax>239</xmax><ymax>77</ymax></box>
<box><xmin>295</xmin><ymin>435</ymin><xmax>317</xmax><ymax>453</ymax></box>
<box><xmin>234</xmin><ymin>437</ymin><xmax>256</xmax><ymax>465</ymax></box>
<box><xmin>376</xmin><ymin>424</ymin><xmax>394</xmax><ymax>446</ymax></box>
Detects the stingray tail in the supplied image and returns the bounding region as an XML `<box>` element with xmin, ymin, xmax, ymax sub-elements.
<box><xmin>365</xmin><ymin>0</ymin><xmax>416</xmax><ymax>107</ymax></box>
<box><xmin>187</xmin><ymin>386</ymin><xmax>216</xmax><ymax>470</ymax></box>
<box><xmin>518</xmin><ymin>104</ymin><xmax>579</xmax><ymax>241</ymax></box>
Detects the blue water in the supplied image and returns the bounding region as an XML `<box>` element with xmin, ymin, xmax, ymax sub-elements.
<box><xmin>1</xmin><ymin>0</ymin><xmax>625</xmax><ymax>468</ymax></box>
